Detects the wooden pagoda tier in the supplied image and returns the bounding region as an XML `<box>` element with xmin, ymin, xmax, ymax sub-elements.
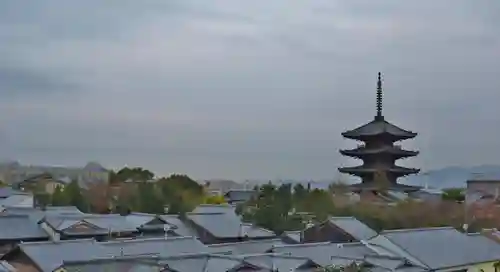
<box><xmin>338</xmin><ymin>73</ymin><xmax>420</xmax><ymax>191</ymax></box>
<box><xmin>339</xmin><ymin>145</ymin><xmax>419</xmax><ymax>160</ymax></box>
<box><xmin>347</xmin><ymin>182</ymin><xmax>421</xmax><ymax>192</ymax></box>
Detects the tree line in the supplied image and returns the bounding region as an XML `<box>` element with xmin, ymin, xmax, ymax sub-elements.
<box><xmin>40</xmin><ymin>166</ymin><xmax>494</xmax><ymax>233</ymax></box>
<box><xmin>47</xmin><ymin>168</ymin><xmax>210</xmax><ymax>215</ymax></box>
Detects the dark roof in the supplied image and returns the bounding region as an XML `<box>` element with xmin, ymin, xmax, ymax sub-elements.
<box><xmin>0</xmin><ymin>215</ymin><xmax>49</xmax><ymax>240</ymax></box>
<box><xmin>342</xmin><ymin>118</ymin><xmax>417</xmax><ymax>140</ymax></box>
<box><xmin>326</xmin><ymin>217</ymin><xmax>378</xmax><ymax>241</ymax></box>
<box><xmin>347</xmin><ymin>183</ymin><xmax>421</xmax><ymax>192</ymax></box>
<box><xmin>340</xmin><ymin>146</ymin><xmax>418</xmax><ymax>158</ymax></box>
<box><xmin>339</xmin><ymin>166</ymin><xmax>420</xmax><ymax>175</ymax></box>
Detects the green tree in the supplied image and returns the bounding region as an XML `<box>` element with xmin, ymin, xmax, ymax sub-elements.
<box><xmin>51</xmin><ymin>186</ymin><xmax>68</xmax><ymax>206</ymax></box>
<box><xmin>442</xmin><ymin>188</ymin><xmax>465</xmax><ymax>202</ymax></box>
<box><xmin>136</xmin><ymin>182</ymin><xmax>164</xmax><ymax>214</ymax></box>
<box><xmin>64</xmin><ymin>180</ymin><xmax>89</xmax><ymax>212</ymax></box>
<box><xmin>114</xmin><ymin>167</ymin><xmax>155</xmax><ymax>182</ymax></box>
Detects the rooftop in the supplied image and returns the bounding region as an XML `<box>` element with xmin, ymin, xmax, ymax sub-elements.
<box><xmin>186</xmin><ymin>212</ymin><xmax>275</xmax><ymax>239</ymax></box>
<box><xmin>371</xmin><ymin>227</ymin><xmax>500</xmax><ymax>269</ymax></box>
<box><xmin>0</xmin><ymin>215</ymin><xmax>49</xmax><ymax>240</ymax></box>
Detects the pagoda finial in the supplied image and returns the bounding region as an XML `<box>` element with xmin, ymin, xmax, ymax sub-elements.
<box><xmin>376</xmin><ymin>72</ymin><xmax>383</xmax><ymax>120</ymax></box>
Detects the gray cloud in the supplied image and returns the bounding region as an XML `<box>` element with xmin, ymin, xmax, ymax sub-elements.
<box><xmin>0</xmin><ymin>0</ymin><xmax>499</xmax><ymax>180</ymax></box>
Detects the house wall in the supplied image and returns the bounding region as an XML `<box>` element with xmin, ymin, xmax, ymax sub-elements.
<box><xmin>44</xmin><ymin>182</ymin><xmax>64</xmax><ymax>194</ymax></box>
<box><xmin>467</xmin><ymin>261</ymin><xmax>500</xmax><ymax>272</ymax></box>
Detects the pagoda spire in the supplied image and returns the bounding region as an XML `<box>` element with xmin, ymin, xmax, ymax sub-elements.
<box><xmin>376</xmin><ymin>72</ymin><xmax>383</xmax><ymax>120</ymax></box>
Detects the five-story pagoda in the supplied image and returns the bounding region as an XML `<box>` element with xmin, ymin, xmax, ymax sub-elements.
<box><xmin>338</xmin><ymin>73</ymin><xmax>420</xmax><ymax>192</ymax></box>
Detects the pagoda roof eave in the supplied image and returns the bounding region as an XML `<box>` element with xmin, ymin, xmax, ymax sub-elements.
<box><xmin>347</xmin><ymin>183</ymin><xmax>421</xmax><ymax>192</ymax></box>
<box><xmin>338</xmin><ymin>166</ymin><xmax>420</xmax><ymax>175</ymax></box>
<box><xmin>341</xmin><ymin>118</ymin><xmax>417</xmax><ymax>140</ymax></box>
<box><xmin>339</xmin><ymin>147</ymin><xmax>419</xmax><ymax>157</ymax></box>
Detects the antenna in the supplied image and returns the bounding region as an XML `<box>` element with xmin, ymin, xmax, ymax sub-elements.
<box><xmin>376</xmin><ymin>72</ymin><xmax>384</xmax><ymax>120</ymax></box>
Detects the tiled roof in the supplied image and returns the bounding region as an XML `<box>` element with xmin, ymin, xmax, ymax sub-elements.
<box><xmin>0</xmin><ymin>194</ymin><xmax>32</xmax><ymax>207</ymax></box>
<box><xmin>10</xmin><ymin>239</ymin><xmax>106</xmax><ymax>272</ymax></box>
<box><xmin>373</xmin><ymin>227</ymin><xmax>500</xmax><ymax>269</ymax></box>
<box><xmin>282</xmin><ymin>230</ymin><xmax>302</xmax><ymax>243</ymax></box>
<box><xmin>160</xmin><ymin>253</ymin><xmax>250</xmax><ymax>272</ymax></box>
<box><xmin>159</xmin><ymin>215</ymin><xmax>197</xmax><ymax>237</ymax></box>
<box><xmin>100</xmin><ymin>236</ymin><xmax>209</xmax><ymax>257</ymax></box>
<box><xmin>62</xmin><ymin>258</ymin><xmax>162</xmax><ymax>272</ymax></box>
<box><xmin>4</xmin><ymin>236</ymin><xmax>210</xmax><ymax>271</ymax></box>
<box><xmin>208</xmin><ymin>238</ymin><xmax>285</xmax><ymax>254</ymax></box>
<box><xmin>125</xmin><ymin>212</ymin><xmax>165</xmax><ymax>229</ymax></box>
<box><xmin>328</xmin><ymin>217</ymin><xmax>378</xmax><ymax>241</ymax></box>
<box><xmin>192</xmin><ymin>204</ymin><xmax>236</xmax><ymax>214</ymax></box>
<box><xmin>2</xmin><ymin>206</ymin><xmax>84</xmax><ymax>224</ymax></box>
<box><xmin>62</xmin><ymin>253</ymin><xmax>265</xmax><ymax>272</ymax></box>
<box><xmin>0</xmin><ymin>187</ymin><xmax>28</xmax><ymax>198</ymax></box>
<box><xmin>271</xmin><ymin>242</ymin><xmax>376</xmax><ymax>267</ymax></box>
<box><xmin>186</xmin><ymin>212</ymin><xmax>275</xmax><ymax>239</ymax></box>
<box><xmin>239</xmin><ymin>253</ymin><xmax>319</xmax><ymax>271</ymax></box>
<box><xmin>342</xmin><ymin>119</ymin><xmax>416</xmax><ymax>140</ymax></box>
<box><xmin>0</xmin><ymin>214</ymin><xmax>49</xmax><ymax>240</ymax></box>
<box><xmin>43</xmin><ymin>214</ymin><xmax>138</xmax><ymax>234</ymax></box>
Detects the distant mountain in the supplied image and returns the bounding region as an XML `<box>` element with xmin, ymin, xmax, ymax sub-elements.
<box><xmin>402</xmin><ymin>165</ymin><xmax>500</xmax><ymax>189</ymax></box>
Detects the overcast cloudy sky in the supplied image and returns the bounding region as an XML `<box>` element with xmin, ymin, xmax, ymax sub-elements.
<box><xmin>0</xmin><ymin>0</ymin><xmax>499</xmax><ymax>180</ymax></box>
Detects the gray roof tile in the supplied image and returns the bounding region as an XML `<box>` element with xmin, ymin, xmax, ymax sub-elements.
<box><xmin>271</xmin><ymin>242</ymin><xmax>376</xmax><ymax>267</ymax></box>
<box><xmin>100</xmin><ymin>236</ymin><xmax>209</xmax><ymax>257</ymax></box>
<box><xmin>375</xmin><ymin>227</ymin><xmax>500</xmax><ymax>269</ymax></box>
<box><xmin>0</xmin><ymin>194</ymin><xmax>32</xmax><ymax>207</ymax></box>
<box><xmin>13</xmin><ymin>239</ymin><xmax>106</xmax><ymax>272</ymax></box>
<box><xmin>159</xmin><ymin>215</ymin><xmax>197</xmax><ymax>237</ymax></box>
<box><xmin>240</xmin><ymin>253</ymin><xmax>318</xmax><ymax>271</ymax></box>
<box><xmin>208</xmin><ymin>238</ymin><xmax>286</xmax><ymax>255</ymax></box>
<box><xmin>0</xmin><ymin>188</ymin><xmax>28</xmax><ymax>198</ymax></box>
<box><xmin>282</xmin><ymin>230</ymin><xmax>302</xmax><ymax>243</ymax></box>
<box><xmin>186</xmin><ymin>212</ymin><xmax>274</xmax><ymax>239</ymax></box>
<box><xmin>192</xmin><ymin>204</ymin><xmax>236</xmax><ymax>214</ymax></box>
<box><xmin>342</xmin><ymin>119</ymin><xmax>416</xmax><ymax>139</ymax></box>
<box><xmin>0</xmin><ymin>215</ymin><xmax>49</xmax><ymax>240</ymax></box>
<box><xmin>328</xmin><ymin>217</ymin><xmax>378</xmax><ymax>241</ymax></box>
<box><xmin>43</xmin><ymin>214</ymin><xmax>138</xmax><ymax>234</ymax></box>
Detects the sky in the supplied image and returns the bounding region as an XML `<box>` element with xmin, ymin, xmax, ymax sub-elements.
<box><xmin>0</xmin><ymin>0</ymin><xmax>499</xmax><ymax>180</ymax></box>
